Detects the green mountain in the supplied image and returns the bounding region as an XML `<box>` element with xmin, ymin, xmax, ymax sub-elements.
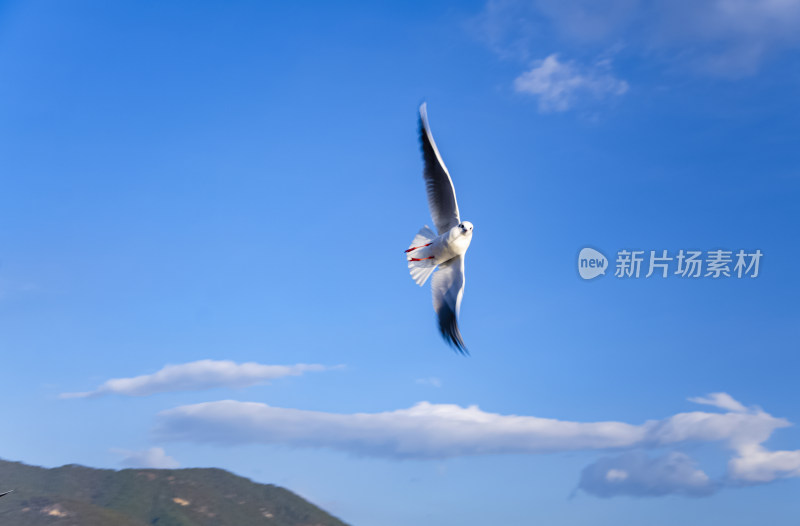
<box><xmin>0</xmin><ymin>459</ymin><xmax>349</xmax><ymax>526</ymax></box>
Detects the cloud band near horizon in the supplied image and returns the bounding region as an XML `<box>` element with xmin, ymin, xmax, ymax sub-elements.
<box><xmin>154</xmin><ymin>393</ymin><xmax>800</xmax><ymax>497</ymax></box>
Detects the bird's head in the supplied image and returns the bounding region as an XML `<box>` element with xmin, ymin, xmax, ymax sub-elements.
<box><xmin>458</xmin><ymin>221</ymin><xmax>473</xmax><ymax>236</ymax></box>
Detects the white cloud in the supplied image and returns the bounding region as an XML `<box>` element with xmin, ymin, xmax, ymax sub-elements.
<box><xmin>157</xmin><ymin>400</ymin><xmax>647</xmax><ymax>457</ymax></box>
<box><xmin>652</xmin><ymin>0</ymin><xmax>800</xmax><ymax>76</ymax></box>
<box><xmin>155</xmin><ymin>393</ymin><xmax>800</xmax><ymax>496</ymax></box>
<box><xmin>513</xmin><ymin>54</ymin><xmax>629</xmax><ymax>112</ymax></box>
<box><xmin>475</xmin><ymin>0</ymin><xmax>800</xmax><ymax>77</ymax></box>
<box><xmin>728</xmin><ymin>445</ymin><xmax>800</xmax><ymax>483</ymax></box>
<box><xmin>579</xmin><ymin>451</ymin><xmax>716</xmax><ymax>497</ymax></box>
<box><xmin>469</xmin><ymin>0</ymin><xmax>545</xmax><ymax>60</ymax></box>
<box><xmin>534</xmin><ymin>0</ymin><xmax>639</xmax><ymax>42</ymax></box>
<box><xmin>61</xmin><ymin>360</ymin><xmax>339</xmax><ymax>398</ymax></box>
<box><xmin>416</xmin><ymin>377</ymin><xmax>443</xmax><ymax>388</ymax></box>
<box><xmin>114</xmin><ymin>447</ymin><xmax>179</xmax><ymax>469</ymax></box>
<box><xmin>688</xmin><ymin>392</ymin><xmax>748</xmax><ymax>412</ymax></box>
<box><xmin>605</xmin><ymin>468</ymin><xmax>629</xmax><ymax>482</ymax></box>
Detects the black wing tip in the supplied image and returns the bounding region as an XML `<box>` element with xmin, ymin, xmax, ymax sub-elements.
<box><xmin>437</xmin><ymin>306</ymin><xmax>469</xmax><ymax>356</ymax></box>
<box><xmin>447</xmin><ymin>337</ymin><xmax>469</xmax><ymax>356</ymax></box>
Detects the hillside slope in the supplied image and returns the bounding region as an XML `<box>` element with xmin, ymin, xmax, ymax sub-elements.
<box><xmin>0</xmin><ymin>459</ymin><xmax>349</xmax><ymax>526</ymax></box>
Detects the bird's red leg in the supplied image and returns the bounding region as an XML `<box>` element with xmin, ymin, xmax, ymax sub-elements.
<box><xmin>404</xmin><ymin>243</ymin><xmax>432</xmax><ymax>253</ymax></box>
<box><xmin>408</xmin><ymin>256</ymin><xmax>435</xmax><ymax>262</ymax></box>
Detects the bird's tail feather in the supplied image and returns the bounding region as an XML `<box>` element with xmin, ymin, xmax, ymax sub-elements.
<box><xmin>407</xmin><ymin>225</ymin><xmax>437</xmax><ymax>286</ymax></box>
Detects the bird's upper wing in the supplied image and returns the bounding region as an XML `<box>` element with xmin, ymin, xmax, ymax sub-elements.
<box><xmin>0</xmin><ymin>490</ymin><xmax>13</xmax><ymax>498</ymax></box>
<box><xmin>419</xmin><ymin>103</ymin><xmax>461</xmax><ymax>235</ymax></box>
<box><xmin>432</xmin><ymin>255</ymin><xmax>467</xmax><ymax>354</ymax></box>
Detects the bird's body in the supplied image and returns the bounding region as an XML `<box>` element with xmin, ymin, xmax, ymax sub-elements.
<box><xmin>406</xmin><ymin>104</ymin><xmax>473</xmax><ymax>354</ymax></box>
<box><xmin>406</xmin><ymin>223</ymin><xmax>472</xmax><ymax>269</ymax></box>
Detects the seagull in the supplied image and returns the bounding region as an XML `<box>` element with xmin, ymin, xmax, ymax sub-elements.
<box><xmin>405</xmin><ymin>103</ymin><xmax>473</xmax><ymax>354</ymax></box>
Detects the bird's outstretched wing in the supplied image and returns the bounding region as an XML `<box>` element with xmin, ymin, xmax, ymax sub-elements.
<box><xmin>419</xmin><ymin>103</ymin><xmax>461</xmax><ymax>235</ymax></box>
<box><xmin>0</xmin><ymin>490</ymin><xmax>13</xmax><ymax>498</ymax></box>
<box><xmin>432</xmin><ymin>255</ymin><xmax>467</xmax><ymax>354</ymax></box>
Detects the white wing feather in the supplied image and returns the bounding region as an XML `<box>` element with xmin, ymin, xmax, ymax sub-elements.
<box><xmin>420</xmin><ymin>103</ymin><xmax>461</xmax><ymax>235</ymax></box>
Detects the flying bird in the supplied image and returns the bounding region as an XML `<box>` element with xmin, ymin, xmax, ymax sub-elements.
<box><xmin>405</xmin><ymin>103</ymin><xmax>473</xmax><ymax>354</ymax></box>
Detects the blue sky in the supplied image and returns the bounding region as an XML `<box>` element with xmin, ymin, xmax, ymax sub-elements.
<box><xmin>1</xmin><ymin>0</ymin><xmax>800</xmax><ymax>524</ymax></box>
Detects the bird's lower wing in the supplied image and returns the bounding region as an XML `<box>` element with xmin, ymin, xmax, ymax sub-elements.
<box><xmin>431</xmin><ymin>255</ymin><xmax>467</xmax><ymax>354</ymax></box>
